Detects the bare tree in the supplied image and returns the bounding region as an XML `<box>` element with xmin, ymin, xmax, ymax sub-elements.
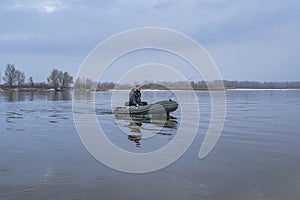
<box><xmin>60</xmin><ymin>71</ymin><xmax>73</xmax><ymax>90</ymax></box>
<box><xmin>16</xmin><ymin>70</ymin><xmax>26</xmax><ymax>88</ymax></box>
<box><xmin>3</xmin><ymin>64</ymin><xmax>17</xmax><ymax>88</ymax></box>
<box><xmin>28</xmin><ymin>76</ymin><xmax>34</xmax><ymax>87</ymax></box>
<box><xmin>48</xmin><ymin>69</ymin><xmax>73</xmax><ymax>91</ymax></box>
<box><xmin>47</xmin><ymin>69</ymin><xmax>61</xmax><ymax>91</ymax></box>
<box><xmin>74</xmin><ymin>77</ymin><xmax>95</xmax><ymax>90</ymax></box>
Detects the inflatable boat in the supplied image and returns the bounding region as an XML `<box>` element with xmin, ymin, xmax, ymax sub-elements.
<box><xmin>113</xmin><ymin>99</ymin><xmax>178</xmax><ymax>117</ymax></box>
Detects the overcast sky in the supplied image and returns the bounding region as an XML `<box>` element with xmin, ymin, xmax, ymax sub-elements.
<box><xmin>0</xmin><ymin>0</ymin><xmax>299</xmax><ymax>83</ymax></box>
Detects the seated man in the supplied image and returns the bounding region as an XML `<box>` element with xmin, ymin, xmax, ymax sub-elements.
<box><xmin>129</xmin><ymin>85</ymin><xmax>148</xmax><ymax>106</ymax></box>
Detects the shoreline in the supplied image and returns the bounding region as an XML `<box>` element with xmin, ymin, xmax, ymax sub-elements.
<box><xmin>1</xmin><ymin>87</ymin><xmax>300</xmax><ymax>92</ymax></box>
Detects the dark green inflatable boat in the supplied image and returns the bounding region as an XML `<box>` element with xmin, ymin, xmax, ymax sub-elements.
<box><xmin>113</xmin><ymin>99</ymin><xmax>178</xmax><ymax>117</ymax></box>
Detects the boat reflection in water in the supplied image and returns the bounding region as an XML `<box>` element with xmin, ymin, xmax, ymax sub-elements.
<box><xmin>114</xmin><ymin>112</ymin><xmax>178</xmax><ymax>147</ymax></box>
<box><xmin>113</xmin><ymin>99</ymin><xmax>179</xmax><ymax>147</ymax></box>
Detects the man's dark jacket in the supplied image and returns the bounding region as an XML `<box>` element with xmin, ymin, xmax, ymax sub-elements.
<box><xmin>129</xmin><ymin>89</ymin><xmax>141</xmax><ymax>106</ymax></box>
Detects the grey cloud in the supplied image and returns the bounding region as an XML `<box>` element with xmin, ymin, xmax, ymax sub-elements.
<box><xmin>0</xmin><ymin>0</ymin><xmax>299</xmax><ymax>81</ymax></box>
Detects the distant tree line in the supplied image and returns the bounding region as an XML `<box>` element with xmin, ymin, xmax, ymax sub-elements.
<box><xmin>74</xmin><ymin>79</ymin><xmax>300</xmax><ymax>91</ymax></box>
<box><xmin>1</xmin><ymin>63</ymin><xmax>300</xmax><ymax>91</ymax></box>
<box><xmin>1</xmin><ymin>63</ymin><xmax>73</xmax><ymax>91</ymax></box>
<box><xmin>222</xmin><ymin>80</ymin><xmax>300</xmax><ymax>89</ymax></box>
<box><xmin>74</xmin><ymin>78</ymin><xmax>117</xmax><ymax>91</ymax></box>
<box><xmin>190</xmin><ymin>80</ymin><xmax>300</xmax><ymax>89</ymax></box>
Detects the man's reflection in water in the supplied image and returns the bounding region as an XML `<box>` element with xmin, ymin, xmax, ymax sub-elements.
<box><xmin>127</xmin><ymin>121</ymin><xmax>142</xmax><ymax>147</ymax></box>
<box><xmin>128</xmin><ymin>135</ymin><xmax>142</xmax><ymax>147</ymax></box>
<box><xmin>116</xmin><ymin>114</ymin><xmax>177</xmax><ymax>148</ymax></box>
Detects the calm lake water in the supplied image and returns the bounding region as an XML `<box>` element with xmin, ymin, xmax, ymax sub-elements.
<box><xmin>1</xmin><ymin>90</ymin><xmax>300</xmax><ymax>200</ymax></box>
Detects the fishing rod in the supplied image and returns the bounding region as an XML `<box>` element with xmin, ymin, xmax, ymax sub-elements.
<box><xmin>167</xmin><ymin>77</ymin><xmax>194</xmax><ymax>100</ymax></box>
